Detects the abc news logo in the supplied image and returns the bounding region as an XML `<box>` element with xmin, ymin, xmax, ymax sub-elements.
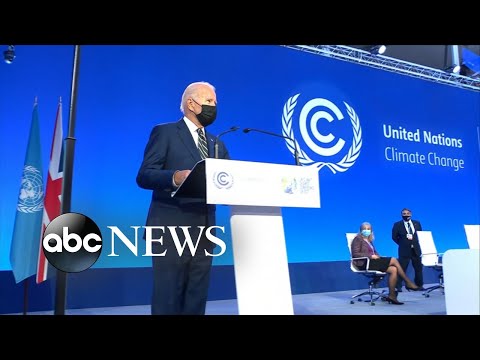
<box><xmin>43</xmin><ymin>212</ymin><xmax>227</xmax><ymax>273</ymax></box>
<box><xmin>42</xmin><ymin>213</ymin><xmax>102</xmax><ymax>273</ymax></box>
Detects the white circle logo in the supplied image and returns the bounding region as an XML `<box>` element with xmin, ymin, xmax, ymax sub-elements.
<box><xmin>213</xmin><ymin>171</ymin><xmax>233</xmax><ymax>189</ymax></box>
<box><xmin>282</xmin><ymin>93</ymin><xmax>362</xmax><ymax>174</ymax></box>
<box><xmin>17</xmin><ymin>165</ymin><xmax>44</xmax><ymax>213</ymax></box>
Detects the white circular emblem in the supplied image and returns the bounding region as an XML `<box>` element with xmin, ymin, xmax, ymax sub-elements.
<box><xmin>213</xmin><ymin>171</ymin><xmax>234</xmax><ymax>189</ymax></box>
<box><xmin>17</xmin><ymin>165</ymin><xmax>44</xmax><ymax>213</ymax></box>
<box><xmin>282</xmin><ymin>93</ymin><xmax>362</xmax><ymax>174</ymax></box>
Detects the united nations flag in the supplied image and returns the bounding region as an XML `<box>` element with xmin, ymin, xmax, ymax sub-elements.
<box><xmin>10</xmin><ymin>99</ymin><xmax>44</xmax><ymax>284</ymax></box>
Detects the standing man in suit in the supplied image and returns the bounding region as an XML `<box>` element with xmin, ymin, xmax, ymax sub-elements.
<box><xmin>136</xmin><ymin>81</ymin><xmax>230</xmax><ymax>315</ymax></box>
<box><xmin>391</xmin><ymin>208</ymin><xmax>424</xmax><ymax>292</ymax></box>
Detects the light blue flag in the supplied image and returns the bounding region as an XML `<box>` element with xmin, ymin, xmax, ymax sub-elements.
<box><xmin>10</xmin><ymin>100</ymin><xmax>44</xmax><ymax>284</ymax></box>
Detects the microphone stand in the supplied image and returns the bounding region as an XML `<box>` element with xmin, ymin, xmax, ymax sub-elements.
<box><xmin>243</xmin><ymin>128</ymin><xmax>300</xmax><ymax>166</ymax></box>
<box><xmin>214</xmin><ymin>126</ymin><xmax>240</xmax><ymax>158</ymax></box>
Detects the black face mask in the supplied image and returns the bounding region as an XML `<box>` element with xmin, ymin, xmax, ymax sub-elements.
<box><xmin>192</xmin><ymin>98</ymin><xmax>217</xmax><ymax>127</ymax></box>
<box><xmin>402</xmin><ymin>215</ymin><xmax>411</xmax><ymax>221</ymax></box>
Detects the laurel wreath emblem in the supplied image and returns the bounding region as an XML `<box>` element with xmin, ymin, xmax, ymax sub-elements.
<box><xmin>17</xmin><ymin>165</ymin><xmax>44</xmax><ymax>213</ymax></box>
<box><xmin>282</xmin><ymin>93</ymin><xmax>362</xmax><ymax>174</ymax></box>
<box><xmin>18</xmin><ymin>203</ymin><xmax>43</xmax><ymax>213</ymax></box>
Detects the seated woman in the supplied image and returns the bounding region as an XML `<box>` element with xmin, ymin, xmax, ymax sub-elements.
<box><xmin>351</xmin><ymin>222</ymin><xmax>420</xmax><ymax>305</ymax></box>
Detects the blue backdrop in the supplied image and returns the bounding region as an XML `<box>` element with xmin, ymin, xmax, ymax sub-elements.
<box><xmin>1</xmin><ymin>45</ymin><xmax>479</xmax><ymax>272</ymax></box>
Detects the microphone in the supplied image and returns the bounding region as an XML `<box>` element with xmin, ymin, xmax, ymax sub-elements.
<box><xmin>243</xmin><ymin>128</ymin><xmax>300</xmax><ymax>166</ymax></box>
<box><xmin>214</xmin><ymin>126</ymin><xmax>240</xmax><ymax>159</ymax></box>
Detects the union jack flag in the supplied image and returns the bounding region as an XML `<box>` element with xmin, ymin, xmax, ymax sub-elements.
<box><xmin>36</xmin><ymin>99</ymin><xmax>64</xmax><ymax>283</ymax></box>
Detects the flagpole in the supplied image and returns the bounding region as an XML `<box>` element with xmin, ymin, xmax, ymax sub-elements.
<box><xmin>23</xmin><ymin>278</ymin><xmax>29</xmax><ymax>315</ymax></box>
<box><xmin>54</xmin><ymin>45</ymin><xmax>81</xmax><ymax>315</ymax></box>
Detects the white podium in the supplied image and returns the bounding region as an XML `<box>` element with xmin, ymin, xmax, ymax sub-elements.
<box><xmin>173</xmin><ymin>159</ymin><xmax>320</xmax><ymax>315</ymax></box>
<box><xmin>442</xmin><ymin>249</ymin><xmax>480</xmax><ymax>315</ymax></box>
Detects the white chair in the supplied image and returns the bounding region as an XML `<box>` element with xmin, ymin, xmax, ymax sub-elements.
<box><xmin>346</xmin><ymin>233</ymin><xmax>388</xmax><ymax>305</ymax></box>
<box><xmin>464</xmin><ymin>225</ymin><xmax>480</xmax><ymax>250</ymax></box>
<box><xmin>417</xmin><ymin>230</ymin><xmax>444</xmax><ymax>297</ymax></box>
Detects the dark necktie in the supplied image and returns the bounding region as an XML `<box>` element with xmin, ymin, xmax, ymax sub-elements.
<box><xmin>197</xmin><ymin>128</ymin><xmax>208</xmax><ymax>159</ymax></box>
<box><xmin>406</xmin><ymin>222</ymin><xmax>413</xmax><ymax>234</ymax></box>
<box><xmin>406</xmin><ymin>222</ymin><xmax>414</xmax><ymax>249</ymax></box>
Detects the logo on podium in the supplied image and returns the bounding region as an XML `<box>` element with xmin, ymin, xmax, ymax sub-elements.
<box><xmin>213</xmin><ymin>170</ymin><xmax>234</xmax><ymax>189</ymax></box>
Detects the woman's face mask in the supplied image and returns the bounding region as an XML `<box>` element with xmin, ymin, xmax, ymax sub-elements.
<box><xmin>361</xmin><ymin>229</ymin><xmax>371</xmax><ymax>237</ymax></box>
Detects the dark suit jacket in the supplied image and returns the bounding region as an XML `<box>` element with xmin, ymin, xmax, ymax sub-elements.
<box><xmin>391</xmin><ymin>219</ymin><xmax>422</xmax><ymax>257</ymax></box>
<box><xmin>136</xmin><ymin>119</ymin><xmax>230</xmax><ymax>247</ymax></box>
<box><xmin>351</xmin><ymin>235</ymin><xmax>379</xmax><ymax>269</ymax></box>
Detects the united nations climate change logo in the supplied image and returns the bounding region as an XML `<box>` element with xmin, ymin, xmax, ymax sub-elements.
<box><xmin>282</xmin><ymin>93</ymin><xmax>362</xmax><ymax>174</ymax></box>
<box><xmin>213</xmin><ymin>171</ymin><xmax>234</xmax><ymax>189</ymax></box>
<box><xmin>17</xmin><ymin>165</ymin><xmax>44</xmax><ymax>213</ymax></box>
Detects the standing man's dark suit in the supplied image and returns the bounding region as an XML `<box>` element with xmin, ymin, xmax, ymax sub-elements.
<box><xmin>391</xmin><ymin>208</ymin><xmax>423</xmax><ymax>291</ymax></box>
<box><xmin>136</xmin><ymin>82</ymin><xmax>230</xmax><ymax>315</ymax></box>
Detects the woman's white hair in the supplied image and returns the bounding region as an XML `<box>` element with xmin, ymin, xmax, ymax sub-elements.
<box><xmin>359</xmin><ymin>221</ymin><xmax>374</xmax><ymax>241</ymax></box>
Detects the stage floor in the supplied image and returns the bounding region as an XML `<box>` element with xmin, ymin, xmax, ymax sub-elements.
<box><xmin>6</xmin><ymin>284</ymin><xmax>446</xmax><ymax>315</ymax></box>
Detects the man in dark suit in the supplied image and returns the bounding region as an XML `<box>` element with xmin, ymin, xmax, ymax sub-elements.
<box><xmin>136</xmin><ymin>81</ymin><xmax>230</xmax><ymax>315</ymax></box>
<box><xmin>391</xmin><ymin>208</ymin><xmax>424</xmax><ymax>292</ymax></box>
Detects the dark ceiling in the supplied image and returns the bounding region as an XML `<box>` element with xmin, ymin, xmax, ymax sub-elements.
<box><xmin>349</xmin><ymin>45</ymin><xmax>480</xmax><ymax>75</ymax></box>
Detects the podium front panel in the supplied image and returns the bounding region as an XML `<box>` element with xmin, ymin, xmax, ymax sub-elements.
<box><xmin>230</xmin><ymin>205</ymin><xmax>294</xmax><ymax>315</ymax></box>
<box><xmin>205</xmin><ymin>159</ymin><xmax>320</xmax><ymax>208</ymax></box>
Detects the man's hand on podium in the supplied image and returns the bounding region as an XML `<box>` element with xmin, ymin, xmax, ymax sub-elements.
<box><xmin>173</xmin><ymin>170</ymin><xmax>191</xmax><ymax>187</ymax></box>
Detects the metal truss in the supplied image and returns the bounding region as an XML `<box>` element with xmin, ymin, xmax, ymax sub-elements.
<box><xmin>282</xmin><ymin>45</ymin><xmax>480</xmax><ymax>92</ymax></box>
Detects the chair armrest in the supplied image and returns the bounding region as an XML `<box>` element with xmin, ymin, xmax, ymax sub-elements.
<box><xmin>421</xmin><ymin>252</ymin><xmax>444</xmax><ymax>260</ymax></box>
<box><xmin>421</xmin><ymin>252</ymin><xmax>443</xmax><ymax>257</ymax></box>
<box><xmin>351</xmin><ymin>256</ymin><xmax>369</xmax><ymax>260</ymax></box>
<box><xmin>351</xmin><ymin>256</ymin><xmax>370</xmax><ymax>268</ymax></box>
<box><xmin>421</xmin><ymin>252</ymin><xmax>444</xmax><ymax>266</ymax></box>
